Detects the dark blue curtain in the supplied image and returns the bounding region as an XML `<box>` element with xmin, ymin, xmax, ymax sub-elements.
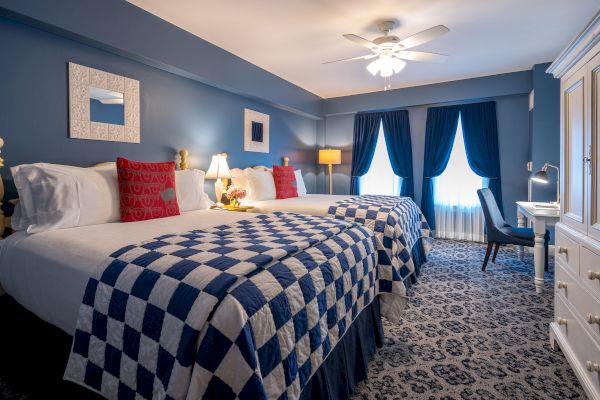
<box><xmin>381</xmin><ymin>110</ymin><xmax>414</xmax><ymax>199</ymax></box>
<box><xmin>461</xmin><ymin>101</ymin><xmax>503</xmax><ymax>215</ymax></box>
<box><xmin>421</xmin><ymin>105</ymin><xmax>461</xmax><ymax>230</ymax></box>
<box><xmin>350</xmin><ymin>112</ymin><xmax>382</xmax><ymax>195</ymax></box>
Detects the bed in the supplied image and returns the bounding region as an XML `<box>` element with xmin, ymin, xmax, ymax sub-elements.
<box><xmin>0</xmin><ymin>153</ymin><xmax>398</xmax><ymax>400</ymax></box>
<box><xmin>223</xmin><ymin>157</ymin><xmax>431</xmax><ymax>307</ymax></box>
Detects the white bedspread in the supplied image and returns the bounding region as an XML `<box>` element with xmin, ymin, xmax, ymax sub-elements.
<box><xmin>247</xmin><ymin>194</ymin><xmax>355</xmax><ymax>215</ymax></box>
<box><xmin>0</xmin><ymin>210</ymin><xmax>251</xmax><ymax>334</ymax></box>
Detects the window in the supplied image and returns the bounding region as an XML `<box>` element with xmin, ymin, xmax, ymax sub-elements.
<box><xmin>434</xmin><ymin>114</ymin><xmax>486</xmax><ymax>242</ymax></box>
<box><xmin>360</xmin><ymin>123</ymin><xmax>401</xmax><ymax>196</ymax></box>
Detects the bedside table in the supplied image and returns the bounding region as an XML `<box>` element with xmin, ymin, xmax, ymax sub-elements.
<box><xmin>211</xmin><ymin>205</ymin><xmax>254</xmax><ymax>212</ymax></box>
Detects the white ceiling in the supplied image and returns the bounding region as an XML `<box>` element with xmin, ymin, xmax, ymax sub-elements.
<box><xmin>128</xmin><ymin>0</ymin><xmax>599</xmax><ymax>99</ymax></box>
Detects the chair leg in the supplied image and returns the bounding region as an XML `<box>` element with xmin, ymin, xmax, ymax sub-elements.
<box><xmin>545</xmin><ymin>244</ymin><xmax>549</xmax><ymax>272</ymax></box>
<box><xmin>482</xmin><ymin>242</ymin><xmax>494</xmax><ymax>271</ymax></box>
<box><xmin>492</xmin><ymin>243</ymin><xmax>500</xmax><ymax>263</ymax></box>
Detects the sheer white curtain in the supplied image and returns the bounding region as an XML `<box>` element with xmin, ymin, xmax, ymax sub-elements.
<box><xmin>434</xmin><ymin>114</ymin><xmax>485</xmax><ymax>242</ymax></box>
<box><xmin>361</xmin><ymin>122</ymin><xmax>401</xmax><ymax>196</ymax></box>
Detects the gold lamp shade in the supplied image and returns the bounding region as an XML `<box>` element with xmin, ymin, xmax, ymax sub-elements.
<box><xmin>319</xmin><ymin>149</ymin><xmax>341</xmax><ymax>165</ymax></box>
<box><xmin>319</xmin><ymin>148</ymin><xmax>341</xmax><ymax>195</ymax></box>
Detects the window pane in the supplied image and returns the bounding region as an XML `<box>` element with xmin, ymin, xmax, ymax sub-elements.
<box><xmin>360</xmin><ymin>123</ymin><xmax>401</xmax><ymax>196</ymax></box>
<box><xmin>434</xmin><ymin>115</ymin><xmax>484</xmax><ymax>206</ymax></box>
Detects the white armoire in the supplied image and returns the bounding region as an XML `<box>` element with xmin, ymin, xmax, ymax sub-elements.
<box><xmin>547</xmin><ymin>11</ymin><xmax>600</xmax><ymax>400</ymax></box>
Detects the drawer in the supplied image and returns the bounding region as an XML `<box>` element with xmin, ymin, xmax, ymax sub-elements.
<box><xmin>555</xmin><ymin>295</ymin><xmax>600</xmax><ymax>392</ymax></box>
<box><xmin>556</xmin><ymin>260</ymin><xmax>600</xmax><ymax>342</ymax></box>
<box><xmin>581</xmin><ymin>246</ymin><xmax>600</xmax><ymax>300</ymax></box>
<box><xmin>556</xmin><ymin>226</ymin><xmax>580</xmax><ymax>275</ymax></box>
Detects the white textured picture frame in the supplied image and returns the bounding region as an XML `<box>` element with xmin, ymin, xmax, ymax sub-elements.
<box><xmin>69</xmin><ymin>62</ymin><xmax>140</xmax><ymax>143</ymax></box>
<box><xmin>244</xmin><ymin>108</ymin><xmax>269</xmax><ymax>153</ymax></box>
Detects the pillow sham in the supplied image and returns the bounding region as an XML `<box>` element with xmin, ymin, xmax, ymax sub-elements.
<box><xmin>117</xmin><ymin>157</ymin><xmax>180</xmax><ymax>222</ymax></box>
<box><xmin>244</xmin><ymin>167</ymin><xmax>276</xmax><ymax>201</ymax></box>
<box><xmin>294</xmin><ymin>169</ymin><xmax>307</xmax><ymax>196</ymax></box>
<box><xmin>175</xmin><ymin>169</ymin><xmax>208</xmax><ymax>212</ymax></box>
<box><xmin>10</xmin><ymin>163</ymin><xmax>120</xmax><ymax>233</ymax></box>
<box><xmin>272</xmin><ymin>165</ymin><xmax>298</xmax><ymax>199</ymax></box>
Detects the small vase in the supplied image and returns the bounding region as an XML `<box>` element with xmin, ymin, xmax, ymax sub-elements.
<box><xmin>231</xmin><ymin>199</ymin><xmax>240</xmax><ymax>208</ymax></box>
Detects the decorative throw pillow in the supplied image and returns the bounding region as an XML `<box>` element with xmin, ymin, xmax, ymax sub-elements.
<box><xmin>294</xmin><ymin>169</ymin><xmax>307</xmax><ymax>195</ymax></box>
<box><xmin>117</xmin><ymin>157</ymin><xmax>180</xmax><ymax>222</ymax></box>
<box><xmin>272</xmin><ymin>165</ymin><xmax>298</xmax><ymax>199</ymax></box>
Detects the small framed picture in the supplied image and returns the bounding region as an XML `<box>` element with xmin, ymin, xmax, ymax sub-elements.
<box><xmin>244</xmin><ymin>108</ymin><xmax>269</xmax><ymax>153</ymax></box>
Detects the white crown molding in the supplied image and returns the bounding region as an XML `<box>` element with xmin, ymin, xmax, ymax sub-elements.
<box><xmin>547</xmin><ymin>9</ymin><xmax>600</xmax><ymax>78</ymax></box>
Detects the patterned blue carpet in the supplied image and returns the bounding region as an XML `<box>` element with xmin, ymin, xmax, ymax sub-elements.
<box><xmin>352</xmin><ymin>239</ymin><xmax>586</xmax><ymax>399</ymax></box>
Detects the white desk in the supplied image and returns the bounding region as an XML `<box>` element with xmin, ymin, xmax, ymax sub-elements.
<box><xmin>516</xmin><ymin>201</ymin><xmax>560</xmax><ymax>293</ymax></box>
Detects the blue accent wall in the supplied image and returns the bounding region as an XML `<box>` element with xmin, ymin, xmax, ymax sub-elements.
<box><xmin>318</xmin><ymin>72</ymin><xmax>535</xmax><ymax>226</ymax></box>
<box><xmin>530</xmin><ymin>62</ymin><xmax>561</xmax><ymax>203</ymax></box>
<box><xmin>0</xmin><ymin>16</ymin><xmax>318</xmax><ymax>198</ymax></box>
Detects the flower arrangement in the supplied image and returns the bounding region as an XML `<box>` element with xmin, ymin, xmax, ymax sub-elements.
<box><xmin>226</xmin><ymin>186</ymin><xmax>247</xmax><ymax>208</ymax></box>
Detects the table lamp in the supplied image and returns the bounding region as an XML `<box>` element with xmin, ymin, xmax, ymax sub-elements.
<box><xmin>206</xmin><ymin>153</ymin><xmax>232</xmax><ymax>206</ymax></box>
<box><xmin>531</xmin><ymin>163</ymin><xmax>560</xmax><ymax>205</ymax></box>
<box><xmin>319</xmin><ymin>148</ymin><xmax>341</xmax><ymax>195</ymax></box>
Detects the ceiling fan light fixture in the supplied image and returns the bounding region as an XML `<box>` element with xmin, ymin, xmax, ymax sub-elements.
<box><xmin>367</xmin><ymin>56</ymin><xmax>406</xmax><ymax>77</ymax></box>
<box><xmin>391</xmin><ymin>58</ymin><xmax>406</xmax><ymax>73</ymax></box>
<box><xmin>366</xmin><ymin>58</ymin><xmax>381</xmax><ymax>76</ymax></box>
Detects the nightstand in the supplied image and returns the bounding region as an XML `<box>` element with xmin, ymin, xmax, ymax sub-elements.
<box><xmin>211</xmin><ymin>205</ymin><xmax>254</xmax><ymax>212</ymax></box>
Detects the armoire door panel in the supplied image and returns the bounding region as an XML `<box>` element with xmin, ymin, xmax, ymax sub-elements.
<box><xmin>589</xmin><ymin>52</ymin><xmax>600</xmax><ymax>241</ymax></box>
<box><xmin>562</xmin><ymin>68</ymin><xmax>587</xmax><ymax>233</ymax></box>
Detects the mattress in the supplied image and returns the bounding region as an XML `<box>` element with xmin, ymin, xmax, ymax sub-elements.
<box><xmin>0</xmin><ymin>209</ymin><xmax>251</xmax><ymax>334</ymax></box>
<box><xmin>247</xmin><ymin>194</ymin><xmax>355</xmax><ymax>215</ymax></box>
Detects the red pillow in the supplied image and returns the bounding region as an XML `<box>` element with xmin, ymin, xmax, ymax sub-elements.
<box><xmin>116</xmin><ymin>157</ymin><xmax>180</xmax><ymax>222</ymax></box>
<box><xmin>273</xmin><ymin>165</ymin><xmax>298</xmax><ymax>199</ymax></box>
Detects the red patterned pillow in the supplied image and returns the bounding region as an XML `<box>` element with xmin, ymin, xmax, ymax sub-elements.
<box><xmin>273</xmin><ymin>165</ymin><xmax>298</xmax><ymax>199</ymax></box>
<box><xmin>116</xmin><ymin>157</ymin><xmax>180</xmax><ymax>222</ymax></box>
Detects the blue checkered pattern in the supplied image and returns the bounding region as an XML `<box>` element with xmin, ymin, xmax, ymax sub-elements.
<box><xmin>65</xmin><ymin>212</ymin><xmax>381</xmax><ymax>400</ymax></box>
<box><xmin>327</xmin><ymin>195</ymin><xmax>430</xmax><ymax>318</ymax></box>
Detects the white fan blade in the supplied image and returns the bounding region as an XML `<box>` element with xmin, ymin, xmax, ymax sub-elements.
<box><xmin>398</xmin><ymin>25</ymin><xmax>449</xmax><ymax>49</ymax></box>
<box><xmin>322</xmin><ymin>54</ymin><xmax>377</xmax><ymax>64</ymax></box>
<box><xmin>343</xmin><ymin>34</ymin><xmax>377</xmax><ymax>49</ymax></box>
<box><xmin>395</xmin><ymin>51</ymin><xmax>448</xmax><ymax>63</ymax></box>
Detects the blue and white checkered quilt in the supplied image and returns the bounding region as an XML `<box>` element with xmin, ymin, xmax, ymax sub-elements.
<box><xmin>328</xmin><ymin>195</ymin><xmax>430</xmax><ymax>320</ymax></box>
<box><xmin>65</xmin><ymin>212</ymin><xmax>383</xmax><ymax>400</ymax></box>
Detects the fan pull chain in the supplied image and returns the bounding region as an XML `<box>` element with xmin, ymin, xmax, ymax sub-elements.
<box><xmin>384</xmin><ymin>76</ymin><xmax>391</xmax><ymax>91</ymax></box>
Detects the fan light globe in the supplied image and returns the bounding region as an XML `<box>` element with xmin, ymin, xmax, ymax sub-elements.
<box><xmin>367</xmin><ymin>56</ymin><xmax>406</xmax><ymax>78</ymax></box>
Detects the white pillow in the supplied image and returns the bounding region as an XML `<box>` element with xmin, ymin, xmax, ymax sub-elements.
<box><xmin>295</xmin><ymin>169</ymin><xmax>307</xmax><ymax>195</ymax></box>
<box><xmin>230</xmin><ymin>168</ymin><xmax>248</xmax><ymax>191</ymax></box>
<box><xmin>244</xmin><ymin>168</ymin><xmax>276</xmax><ymax>201</ymax></box>
<box><xmin>11</xmin><ymin>163</ymin><xmax>120</xmax><ymax>233</ymax></box>
<box><xmin>175</xmin><ymin>169</ymin><xmax>208</xmax><ymax>212</ymax></box>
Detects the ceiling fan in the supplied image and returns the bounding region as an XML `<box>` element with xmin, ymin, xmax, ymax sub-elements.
<box><xmin>324</xmin><ymin>21</ymin><xmax>449</xmax><ymax>79</ymax></box>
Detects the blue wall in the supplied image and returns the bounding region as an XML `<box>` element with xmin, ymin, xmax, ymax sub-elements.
<box><xmin>530</xmin><ymin>62</ymin><xmax>561</xmax><ymax>203</ymax></box>
<box><xmin>318</xmin><ymin>72</ymin><xmax>535</xmax><ymax>226</ymax></box>
<box><xmin>0</xmin><ymin>16</ymin><xmax>319</xmax><ymax>198</ymax></box>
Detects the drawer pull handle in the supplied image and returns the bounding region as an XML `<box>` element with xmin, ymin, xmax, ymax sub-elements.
<box><xmin>557</xmin><ymin>281</ymin><xmax>568</xmax><ymax>289</ymax></box>
<box><xmin>587</xmin><ymin>314</ymin><xmax>600</xmax><ymax>325</ymax></box>
<box><xmin>558</xmin><ymin>246</ymin><xmax>568</xmax><ymax>255</ymax></box>
<box><xmin>587</xmin><ymin>361</ymin><xmax>600</xmax><ymax>372</ymax></box>
<box><xmin>588</xmin><ymin>271</ymin><xmax>600</xmax><ymax>280</ymax></box>
<box><xmin>557</xmin><ymin>317</ymin><xmax>568</xmax><ymax>326</ymax></box>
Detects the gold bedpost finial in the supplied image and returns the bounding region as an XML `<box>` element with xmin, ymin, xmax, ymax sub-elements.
<box><xmin>179</xmin><ymin>149</ymin><xmax>189</xmax><ymax>170</ymax></box>
<box><xmin>283</xmin><ymin>156</ymin><xmax>289</xmax><ymax>166</ymax></box>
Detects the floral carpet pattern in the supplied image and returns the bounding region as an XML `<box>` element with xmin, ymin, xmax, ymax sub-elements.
<box><xmin>352</xmin><ymin>239</ymin><xmax>586</xmax><ymax>400</ymax></box>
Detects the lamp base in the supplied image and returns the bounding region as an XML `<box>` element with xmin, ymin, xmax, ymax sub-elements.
<box><xmin>214</xmin><ymin>179</ymin><xmax>224</xmax><ymax>206</ymax></box>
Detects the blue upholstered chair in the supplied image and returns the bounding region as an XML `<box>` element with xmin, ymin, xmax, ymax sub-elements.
<box><xmin>477</xmin><ymin>188</ymin><xmax>549</xmax><ymax>271</ymax></box>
